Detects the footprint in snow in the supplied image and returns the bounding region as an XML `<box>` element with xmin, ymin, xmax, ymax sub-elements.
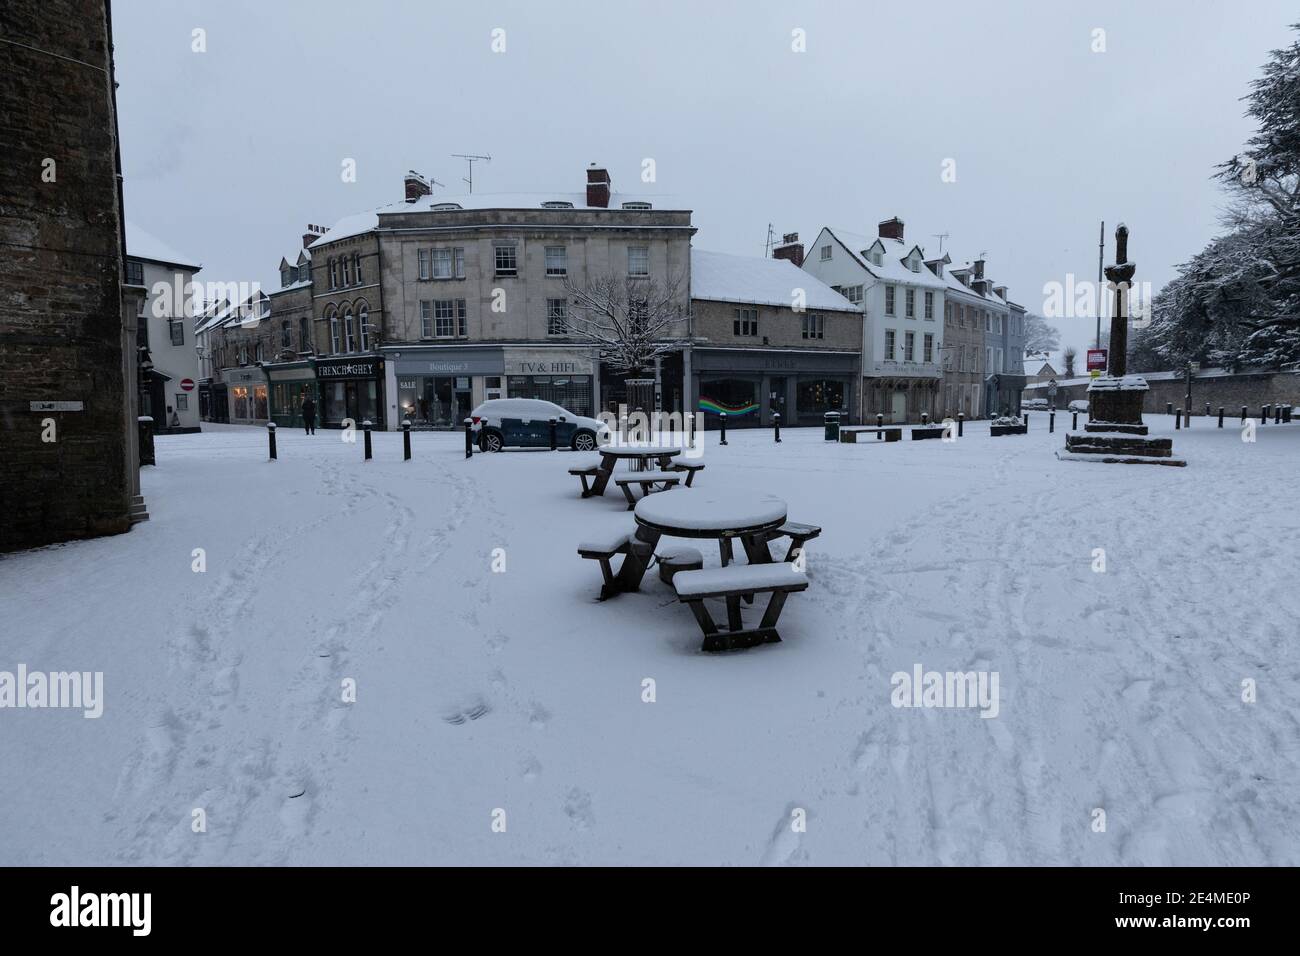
<box><xmin>443</xmin><ymin>697</ymin><xmax>491</xmax><ymax>725</ymax></box>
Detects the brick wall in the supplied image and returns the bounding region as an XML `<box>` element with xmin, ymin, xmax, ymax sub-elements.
<box><xmin>0</xmin><ymin>0</ymin><xmax>132</xmax><ymax>552</ymax></box>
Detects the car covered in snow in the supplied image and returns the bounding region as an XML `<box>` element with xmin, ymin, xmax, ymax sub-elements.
<box><xmin>470</xmin><ymin>398</ymin><xmax>610</xmax><ymax>452</ymax></box>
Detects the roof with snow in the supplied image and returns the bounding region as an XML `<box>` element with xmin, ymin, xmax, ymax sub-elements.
<box><xmin>125</xmin><ymin>222</ymin><xmax>202</xmax><ymax>271</ymax></box>
<box><xmin>691</xmin><ymin>249</ymin><xmax>858</xmax><ymax>312</ymax></box>
<box><xmin>822</xmin><ymin>227</ymin><xmax>947</xmax><ymax>290</ymax></box>
<box><xmin>309</xmin><ymin>191</ymin><xmax>683</xmax><ymax>249</ymax></box>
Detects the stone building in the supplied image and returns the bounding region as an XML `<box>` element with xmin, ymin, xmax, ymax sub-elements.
<box><xmin>936</xmin><ymin>256</ymin><xmax>1028</xmax><ymax>418</ymax></box>
<box><xmin>1</xmin><ymin>0</ymin><xmax>147</xmax><ymax>551</ymax></box>
<box><xmin>306</xmin><ymin>165</ymin><xmax>695</xmax><ymax>429</ymax></box>
<box><xmin>689</xmin><ymin>248</ymin><xmax>860</xmax><ymax>427</ymax></box>
<box><xmin>800</xmin><ymin>219</ymin><xmax>947</xmax><ymax>423</ymax></box>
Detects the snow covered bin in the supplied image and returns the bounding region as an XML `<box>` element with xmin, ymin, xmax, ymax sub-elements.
<box><xmin>824</xmin><ymin>411</ymin><xmax>841</xmax><ymax>441</ymax></box>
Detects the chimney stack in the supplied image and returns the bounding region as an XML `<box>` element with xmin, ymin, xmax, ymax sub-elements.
<box><xmin>586</xmin><ymin>163</ymin><xmax>611</xmax><ymax>208</ymax></box>
<box><xmin>994</xmin><ymin>284</ymin><xmax>1007</xmax><ymax>299</ymax></box>
<box><xmin>404</xmin><ymin>170</ymin><xmax>432</xmax><ymax>203</ymax></box>
<box><xmin>878</xmin><ymin>216</ymin><xmax>905</xmax><ymax>241</ymax></box>
<box><xmin>772</xmin><ymin>232</ymin><xmax>804</xmax><ymax>267</ymax></box>
<box><xmin>302</xmin><ymin>224</ymin><xmax>326</xmax><ymax>248</ymax></box>
<box><xmin>972</xmin><ymin>258</ymin><xmax>985</xmax><ymax>280</ymax></box>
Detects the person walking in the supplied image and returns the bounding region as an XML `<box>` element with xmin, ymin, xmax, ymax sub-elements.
<box><xmin>301</xmin><ymin>393</ymin><xmax>317</xmax><ymax>435</ymax></box>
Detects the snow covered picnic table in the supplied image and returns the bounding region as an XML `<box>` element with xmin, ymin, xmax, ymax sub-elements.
<box><xmin>577</xmin><ymin>444</ymin><xmax>683</xmax><ymax>497</ymax></box>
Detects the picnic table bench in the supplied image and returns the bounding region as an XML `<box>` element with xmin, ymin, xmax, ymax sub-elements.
<box><xmin>666</xmin><ymin>460</ymin><xmax>705</xmax><ymax>486</ymax></box>
<box><xmin>613</xmin><ymin>470</ymin><xmax>682</xmax><ymax>509</ymax></box>
<box><xmin>673</xmin><ymin>563</ymin><xmax>809</xmax><ymax>652</ymax></box>
<box><xmin>839</xmin><ymin>427</ymin><xmax>902</xmax><ymax>443</ymax></box>
<box><xmin>574</xmin><ymin>445</ymin><xmax>682</xmax><ymax>498</ymax></box>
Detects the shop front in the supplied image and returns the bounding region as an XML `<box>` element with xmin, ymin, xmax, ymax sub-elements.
<box><xmin>388</xmin><ymin>347</ymin><xmax>504</xmax><ymax>429</ymax></box>
<box><xmin>222</xmin><ymin>366</ymin><xmax>268</xmax><ymax>424</ymax></box>
<box><xmin>265</xmin><ymin>361</ymin><xmax>319</xmax><ymax>428</ymax></box>
<box><xmin>504</xmin><ymin>347</ymin><xmax>598</xmax><ymax>418</ymax></box>
<box><xmin>692</xmin><ymin>348</ymin><xmax>858</xmax><ymax>428</ymax></box>
<box><xmin>316</xmin><ymin>355</ymin><xmax>386</xmax><ymax>429</ymax></box>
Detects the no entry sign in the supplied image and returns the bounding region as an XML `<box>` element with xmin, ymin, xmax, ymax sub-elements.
<box><xmin>180</xmin><ymin>378</ymin><xmax>195</xmax><ymax>391</ymax></box>
<box><xmin>1086</xmin><ymin>349</ymin><xmax>1107</xmax><ymax>372</ymax></box>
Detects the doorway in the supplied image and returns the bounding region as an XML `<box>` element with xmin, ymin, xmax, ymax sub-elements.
<box><xmin>891</xmin><ymin>390</ymin><xmax>907</xmax><ymax>423</ymax></box>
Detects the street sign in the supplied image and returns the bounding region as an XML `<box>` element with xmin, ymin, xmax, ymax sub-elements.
<box><xmin>180</xmin><ymin>378</ymin><xmax>196</xmax><ymax>391</ymax></box>
<box><xmin>1086</xmin><ymin>349</ymin><xmax>1107</xmax><ymax>371</ymax></box>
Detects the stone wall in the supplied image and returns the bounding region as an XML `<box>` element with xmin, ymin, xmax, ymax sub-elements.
<box><xmin>0</xmin><ymin>0</ymin><xmax>132</xmax><ymax>552</ymax></box>
<box><xmin>1025</xmin><ymin>369</ymin><xmax>1300</xmax><ymax>415</ymax></box>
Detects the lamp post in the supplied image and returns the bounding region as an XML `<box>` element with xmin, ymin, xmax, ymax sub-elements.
<box><xmin>1185</xmin><ymin>360</ymin><xmax>1199</xmax><ymax>427</ymax></box>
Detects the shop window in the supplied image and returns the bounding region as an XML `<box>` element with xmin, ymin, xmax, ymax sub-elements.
<box><xmin>698</xmin><ymin>378</ymin><xmax>759</xmax><ymax>420</ymax></box>
<box><xmin>507</xmin><ymin>375</ymin><xmax>592</xmax><ymax>417</ymax></box>
<box><xmin>796</xmin><ymin>379</ymin><xmax>844</xmax><ymax>415</ymax></box>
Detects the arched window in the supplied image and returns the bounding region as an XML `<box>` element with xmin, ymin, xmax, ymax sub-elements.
<box><xmin>326</xmin><ymin>307</ymin><xmax>340</xmax><ymax>353</ymax></box>
<box><xmin>343</xmin><ymin>307</ymin><xmax>355</xmax><ymax>352</ymax></box>
<box><xmin>357</xmin><ymin>303</ymin><xmax>370</xmax><ymax>351</ymax></box>
<box><xmin>255</xmin><ymin>341</ymin><xmax>265</xmax><ymax>363</ymax></box>
<box><xmin>281</xmin><ymin>320</ymin><xmax>291</xmax><ymax>349</ymax></box>
<box><xmin>299</xmin><ymin>317</ymin><xmax>311</xmax><ymax>353</ymax></box>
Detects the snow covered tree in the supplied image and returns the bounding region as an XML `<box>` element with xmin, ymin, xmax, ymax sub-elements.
<box><xmin>1022</xmin><ymin>312</ymin><xmax>1061</xmax><ymax>356</ymax></box>
<box><xmin>1153</xmin><ymin>24</ymin><xmax>1300</xmax><ymax>369</ymax></box>
<box><xmin>1063</xmin><ymin>346</ymin><xmax>1077</xmax><ymax>378</ymax></box>
<box><xmin>561</xmin><ymin>272</ymin><xmax>689</xmax><ymax>375</ymax></box>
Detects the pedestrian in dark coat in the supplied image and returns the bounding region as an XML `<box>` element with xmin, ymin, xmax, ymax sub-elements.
<box><xmin>301</xmin><ymin>396</ymin><xmax>317</xmax><ymax>435</ymax></box>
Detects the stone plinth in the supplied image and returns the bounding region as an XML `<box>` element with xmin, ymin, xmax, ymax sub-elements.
<box><xmin>1085</xmin><ymin>375</ymin><xmax>1149</xmax><ymax>435</ymax></box>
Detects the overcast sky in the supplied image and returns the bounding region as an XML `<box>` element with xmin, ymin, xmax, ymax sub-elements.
<box><xmin>113</xmin><ymin>0</ymin><xmax>1297</xmax><ymax>365</ymax></box>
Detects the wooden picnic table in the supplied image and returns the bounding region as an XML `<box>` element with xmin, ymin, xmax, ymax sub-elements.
<box><xmin>611</xmin><ymin>489</ymin><xmax>788</xmax><ymax>594</ymax></box>
<box><xmin>586</xmin><ymin>444</ymin><xmax>682</xmax><ymax>498</ymax></box>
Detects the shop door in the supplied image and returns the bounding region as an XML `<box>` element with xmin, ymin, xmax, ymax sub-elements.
<box><xmin>891</xmin><ymin>390</ymin><xmax>907</xmax><ymax>423</ymax></box>
<box><xmin>769</xmin><ymin>377</ymin><xmax>787</xmax><ymax>424</ymax></box>
<box><xmin>453</xmin><ymin>378</ymin><xmax>472</xmax><ymax>428</ymax></box>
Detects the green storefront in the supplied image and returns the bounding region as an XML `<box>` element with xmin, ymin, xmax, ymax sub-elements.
<box><xmin>265</xmin><ymin>360</ymin><xmax>319</xmax><ymax>428</ymax></box>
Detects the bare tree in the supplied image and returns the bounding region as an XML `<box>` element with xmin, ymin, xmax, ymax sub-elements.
<box><xmin>561</xmin><ymin>271</ymin><xmax>689</xmax><ymax>375</ymax></box>
<box><xmin>1063</xmin><ymin>346</ymin><xmax>1077</xmax><ymax>378</ymax></box>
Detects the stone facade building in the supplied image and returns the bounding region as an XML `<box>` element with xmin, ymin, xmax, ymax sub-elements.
<box><xmin>299</xmin><ymin>165</ymin><xmax>695</xmax><ymax>429</ymax></box>
<box><xmin>690</xmin><ymin>249</ymin><xmax>860</xmax><ymax>427</ymax></box>
<box><xmin>937</xmin><ymin>256</ymin><xmax>1028</xmax><ymax>419</ymax></box>
<box><xmin>1</xmin><ymin>0</ymin><xmax>146</xmax><ymax>551</ymax></box>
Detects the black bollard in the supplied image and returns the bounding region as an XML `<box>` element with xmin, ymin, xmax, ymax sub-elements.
<box><xmin>1218</xmin><ymin>407</ymin><xmax>1224</xmax><ymax>428</ymax></box>
<box><xmin>1050</xmin><ymin>410</ymin><xmax>1056</xmax><ymax>433</ymax></box>
<box><xmin>876</xmin><ymin>413</ymin><xmax>884</xmax><ymax>428</ymax></box>
<box><xmin>363</xmin><ymin>419</ymin><xmax>373</xmax><ymax>459</ymax></box>
<box><xmin>464</xmin><ymin>418</ymin><xmax>473</xmax><ymax>459</ymax></box>
<box><xmin>921</xmin><ymin>412</ymin><xmax>929</xmax><ymax>426</ymax></box>
<box><xmin>1185</xmin><ymin>407</ymin><xmax>1191</xmax><ymax>428</ymax></box>
<box><xmin>957</xmin><ymin>412</ymin><xmax>964</xmax><ymax>438</ymax></box>
<box><xmin>1024</xmin><ymin>413</ymin><xmax>1029</xmax><ymax>428</ymax></box>
<box><xmin>1072</xmin><ymin>410</ymin><xmax>1078</xmax><ymax>430</ymax></box>
<box><xmin>548</xmin><ymin>417</ymin><xmax>557</xmax><ymax>451</ymax></box>
<box><xmin>1285</xmin><ymin>406</ymin><xmax>1293</xmax><ymax>424</ymax></box>
<box><xmin>1275</xmin><ymin>405</ymin><xmax>1282</xmax><ymax>424</ymax></box>
<box><xmin>1262</xmin><ymin>405</ymin><xmax>1269</xmax><ymax>425</ymax></box>
<box><xmin>719</xmin><ymin>411</ymin><xmax>728</xmax><ymax>446</ymax></box>
<box><xmin>267</xmin><ymin>421</ymin><xmax>277</xmax><ymax>461</ymax></box>
<box><xmin>773</xmin><ymin>412</ymin><xmax>781</xmax><ymax>443</ymax></box>
<box><xmin>402</xmin><ymin>419</ymin><xmax>412</xmax><ymax>460</ymax></box>
<box><xmin>1175</xmin><ymin>409</ymin><xmax>1181</xmax><ymax>429</ymax></box>
<box><xmin>1241</xmin><ymin>405</ymin><xmax>1248</xmax><ymax>425</ymax></box>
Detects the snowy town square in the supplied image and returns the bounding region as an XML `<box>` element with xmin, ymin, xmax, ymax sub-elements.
<box><xmin>3</xmin><ymin>0</ymin><xmax>1300</xmax><ymax>925</ymax></box>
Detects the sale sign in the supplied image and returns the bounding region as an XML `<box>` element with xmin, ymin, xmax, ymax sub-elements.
<box><xmin>1086</xmin><ymin>349</ymin><xmax>1107</xmax><ymax>372</ymax></box>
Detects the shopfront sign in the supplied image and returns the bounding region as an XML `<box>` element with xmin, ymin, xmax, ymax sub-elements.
<box><xmin>317</xmin><ymin>357</ymin><xmax>382</xmax><ymax>379</ymax></box>
<box><xmin>504</xmin><ymin>348</ymin><xmax>594</xmax><ymax>376</ymax></box>
<box><xmin>393</xmin><ymin>348</ymin><xmax>503</xmax><ymax>376</ymax></box>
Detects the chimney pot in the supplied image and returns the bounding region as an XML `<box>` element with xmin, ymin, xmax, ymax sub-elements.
<box><xmin>772</xmin><ymin>232</ymin><xmax>805</xmax><ymax>268</ymax></box>
<box><xmin>404</xmin><ymin>170</ymin><xmax>432</xmax><ymax>203</ymax></box>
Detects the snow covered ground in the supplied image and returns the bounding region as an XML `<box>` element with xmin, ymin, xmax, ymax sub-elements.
<box><xmin>2</xmin><ymin>416</ymin><xmax>1298</xmax><ymax>866</ymax></box>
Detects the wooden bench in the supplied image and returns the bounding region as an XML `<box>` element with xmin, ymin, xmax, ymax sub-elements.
<box><xmin>667</xmin><ymin>460</ymin><xmax>705</xmax><ymax>487</ymax></box>
<box><xmin>839</xmin><ymin>427</ymin><xmax>902</xmax><ymax>443</ymax></box>
<box><xmin>578</xmin><ymin>531</ymin><xmax>651</xmax><ymax>600</ymax></box>
<box><xmin>568</xmin><ymin>454</ymin><xmax>604</xmax><ymax>497</ymax></box>
<box><xmin>613</xmin><ymin>470</ymin><xmax>681</xmax><ymax>509</ymax></box>
<box><xmin>758</xmin><ymin>521</ymin><xmax>822</xmax><ymax>563</ymax></box>
<box><xmin>673</xmin><ymin>563</ymin><xmax>809</xmax><ymax>652</ymax></box>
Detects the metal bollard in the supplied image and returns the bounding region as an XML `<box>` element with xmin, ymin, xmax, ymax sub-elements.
<box><xmin>549</xmin><ymin>417</ymin><xmax>557</xmax><ymax>451</ymax></box>
<box><xmin>773</xmin><ymin>412</ymin><xmax>781</xmax><ymax>443</ymax></box>
<box><xmin>1175</xmin><ymin>409</ymin><xmax>1181</xmax><ymax>430</ymax></box>
<box><xmin>1050</xmin><ymin>410</ymin><xmax>1055</xmax><ymax>433</ymax></box>
<box><xmin>1024</xmin><ymin>413</ymin><xmax>1029</xmax><ymax>428</ymax></box>
<box><xmin>921</xmin><ymin>412</ymin><xmax>929</xmax><ymax>426</ymax></box>
<box><xmin>1072</xmin><ymin>411</ymin><xmax>1078</xmax><ymax>430</ymax></box>
<box><xmin>1241</xmin><ymin>405</ymin><xmax>1248</xmax><ymax>425</ymax></box>
<box><xmin>957</xmin><ymin>412</ymin><xmax>964</xmax><ymax>438</ymax></box>
<box><xmin>719</xmin><ymin>411</ymin><xmax>728</xmax><ymax>446</ymax></box>
<box><xmin>1262</xmin><ymin>405</ymin><xmax>1269</xmax><ymax>425</ymax></box>
<box><xmin>402</xmin><ymin>419</ymin><xmax>412</xmax><ymax>460</ymax></box>
<box><xmin>1218</xmin><ymin>407</ymin><xmax>1224</xmax><ymax>428</ymax></box>
<box><xmin>1185</xmin><ymin>407</ymin><xmax>1191</xmax><ymax>428</ymax></box>
<box><xmin>1275</xmin><ymin>405</ymin><xmax>1282</xmax><ymax>424</ymax></box>
<box><xmin>363</xmin><ymin>419</ymin><xmax>373</xmax><ymax>459</ymax></box>
<box><xmin>464</xmin><ymin>418</ymin><xmax>473</xmax><ymax>459</ymax></box>
<box><xmin>267</xmin><ymin>421</ymin><xmax>277</xmax><ymax>460</ymax></box>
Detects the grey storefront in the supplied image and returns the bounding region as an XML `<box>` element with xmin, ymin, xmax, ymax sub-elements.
<box><xmin>692</xmin><ymin>348</ymin><xmax>858</xmax><ymax>428</ymax></box>
<box><xmin>388</xmin><ymin>347</ymin><xmax>505</xmax><ymax>429</ymax></box>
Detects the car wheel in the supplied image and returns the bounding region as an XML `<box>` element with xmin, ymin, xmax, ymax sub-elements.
<box><xmin>482</xmin><ymin>429</ymin><xmax>505</xmax><ymax>452</ymax></box>
<box><xmin>572</xmin><ymin>429</ymin><xmax>597</xmax><ymax>451</ymax></box>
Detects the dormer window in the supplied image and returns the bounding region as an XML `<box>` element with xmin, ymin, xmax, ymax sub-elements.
<box><xmin>871</xmin><ymin>250</ymin><xmax>883</xmax><ymax>266</ymax></box>
<box><xmin>621</xmin><ymin>201</ymin><xmax>651</xmax><ymax>210</ymax></box>
<box><xmin>542</xmin><ymin>201</ymin><xmax>574</xmax><ymax>209</ymax></box>
<box><xmin>431</xmin><ymin>203</ymin><xmax>462</xmax><ymax>211</ymax></box>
